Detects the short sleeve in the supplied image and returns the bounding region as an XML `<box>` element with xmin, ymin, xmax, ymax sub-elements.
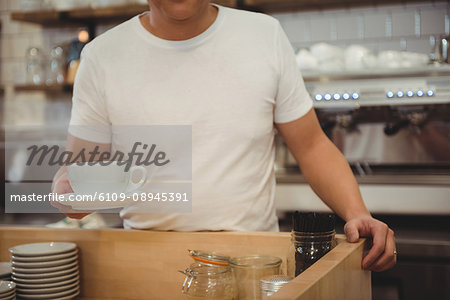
<box><xmin>68</xmin><ymin>46</ymin><xmax>112</xmax><ymax>143</ymax></box>
<box><xmin>273</xmin><ymin>21</ymin><xmax>313</xmax><ymax>124</ymax></box>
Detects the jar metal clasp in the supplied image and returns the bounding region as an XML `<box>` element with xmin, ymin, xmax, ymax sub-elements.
<box><xmin>179</xmin><ymin>268</ymin><xmax>194</xmax><ymax>294</ymax></box>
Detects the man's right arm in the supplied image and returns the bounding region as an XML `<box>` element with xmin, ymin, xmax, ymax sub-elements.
<box><xmin>51</xmin><ymin>133</ymin><xmax>111</xmax><ymax>219</ymax></box>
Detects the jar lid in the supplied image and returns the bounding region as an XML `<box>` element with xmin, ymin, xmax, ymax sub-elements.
<box><xmin>188</xmin><ymin>250</ymin><xmax>230</xmax><ymax>266</ymax></box>
<box><xmin>260</xmin><ymin>275</ymin><xmax>292</xmax><ymax>292</ymax></box>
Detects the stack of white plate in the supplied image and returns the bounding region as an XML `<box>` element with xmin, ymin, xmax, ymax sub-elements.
<box><xmin>0</xmin><ymin>280</ymin><xmax>16</xmax><ymax>299</ymax></box>
<box><xmin>10</xmin><ymin>242</ymin><xmax>80</xmax><ymax>300</ymax></box>
<box><xmin>0</xmin><ymin>262</ymin><xmax>12</xmax><ymax>281</ymax></box>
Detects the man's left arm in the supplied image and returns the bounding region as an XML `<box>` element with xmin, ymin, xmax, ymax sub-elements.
<box><xmin>276</xmin><ymin>108</ymin><xmax>397</xmax><ymax>272</ymax></box>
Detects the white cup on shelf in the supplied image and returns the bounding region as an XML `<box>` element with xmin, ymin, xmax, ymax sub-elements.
<box><xmin>90</xmin><ymin>0</ymin><xmax>130</xmax><ymax>8</ymax></box>
<box><xmin>20</xmin><ymin>0</ymin><xmax>45</xmax><ymax>11</ymax></box>
<box><xmin>44</xmin><ymin>0</ymin><xmax>91</xmax><ymax>10</ymax></box>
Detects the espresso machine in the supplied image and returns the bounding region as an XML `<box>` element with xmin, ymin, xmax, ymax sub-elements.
<box><xmin>277</xmin><ymin>66</ymin><xmax>450</xmax><ymax>185</ymax></box>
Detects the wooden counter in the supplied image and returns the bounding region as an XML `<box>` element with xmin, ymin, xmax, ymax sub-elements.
<box><xmin>0</xmin><ymin>227</ymin><xmax>370</xmax><ymax>299</ymax></box>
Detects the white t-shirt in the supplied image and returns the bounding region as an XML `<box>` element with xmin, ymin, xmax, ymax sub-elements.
<box><xmin>69</xmin><ymin>5</ymin><xmax>313</xmax><ymax>231</ymax></box>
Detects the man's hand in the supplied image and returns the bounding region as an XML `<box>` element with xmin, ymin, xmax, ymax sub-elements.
<box><xmin>344</xmin><ymin>215</ymin><xmax>397</xmax><ymax>272</ymax></box>
<box><xmin>51</xmin><ymin>166</ymin><xmax>92</xmax><ymax>219</ymax></box>
<box><xmin>50</xmin><ymin>135</ymin><xmax>110</xmax><ymax>219</ymax></box>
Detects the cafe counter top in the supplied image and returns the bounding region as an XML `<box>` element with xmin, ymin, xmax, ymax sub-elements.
<box><xmin>0</xmin><ymin>227</ymin><xmax>370</xmax><ymax>299</ymax></box>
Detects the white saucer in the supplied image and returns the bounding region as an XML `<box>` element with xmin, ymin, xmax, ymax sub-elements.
<box><xmin>12</xmin><ymin>249</ymin><xmax>78</xmax><ymax>262</ymax></box>
<box><xmin>15</xmin><ymin>275</ymin><xmax>79</xmax><ymax>289</ymax></box>
<box><xmin>12</xmin><ymin>270</ymin><xmax>79</xmax><ymax>284</ymax></box>
<box><xmin>16</xmin><ymin>280</ymin><xmax>78</xmax><ymax>294</ymax></box>
<box><xmin>56</xmin><ymin>192</ymin><xmax>136</xmax><ymax>210</ymax></box>
<box><xmin>0</xmin><ymin>281</ymin><xmax>15</xmax><ymax>293</ymax></box>
<box><xmin>0</xmin><ymin>288</ymin><xmax>15</xmax><ymax>297</ymax></box>
<box><xmin>13</xmin><ymin>265</ymin><xmax>78</xmax><ymax>279</ymax></box>
<box><xmin>1</xmin><ymin>293</ymin><xmax>15</xmax><ymax>300</ymax></box>
<box><xmin>12</xmin><ymin>260</ymin><xmax>78</xmax><ymax>274</ymax></box>
<box><xmin>47</xmin><ymin>289</ymin><xmax>80</xmax><ymax>300</ymax></box>
<box><xmin>9</xmin><ymin>242</ymin><xmax>76</xmax><ymax>257</ymax></box>
<box><xmin>12</xmin><ymin>255</ymin><xmax>78</xmax><ymax>268</ymax></box>
<box><xmin>16</xmin><ymin>286</ymin><xmax>79</xmax><ymax>299</ymax></box>
<box><xmin>0</xmin><ymin>262</ymin><xmax>12</xmax><ymax>277</ymax></box>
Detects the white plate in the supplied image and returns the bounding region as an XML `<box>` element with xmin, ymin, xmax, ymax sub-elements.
<box><xmin>9</xmin><ymin>242</ymin><xmax>76</xmax><ymax>257</ymax></box>
<box><xmin>12</xmin><ymin>255</ymin><xmax>78</xmax><ymax>268</ymax></box>
<box><xmin>1</xmin><ymin>293</ymin><xmax>15</xmax><ymax>300</ymax></box>
<box><xmin>0</xmin><ymin>262</ymin><xmax>12</xmax><ymax>277</ymax></box>
<box><xmin>12</xmin><ymin>270</ymin><xmax>79</xmax><ymax>284</ymax></box>
<box><xmin>16</xmin><ymin>286</ymin><xmax>79</xmax><ymax>299</ymax></box>
<box><xmin>0</xmin><ymin>281</ymin><xmax>16</xmax><ymax>293</ymax></box>
<box><xmin>0</xmin><ymin>288</ymin><xmax>15</xmax><ymax>297</ymax></box>
<box><xmin>16</xmin><ymin>280</ymin><xmax>78</xmax><ymax>294</ymax></box>
<box><xmin>15</xmin><ymin>275</ymin><xmax>79</xmax><ymax>289</ymax></box>
<box><xmin>12</xmin><ymin>249</ymin><xmax>78</xmax><ymax>262</ymax></box>
<box><xmin>57</xmin><ymin>192</ymin><xmax>135</xmax><ymax>210</ymax></box>
<box><xmin>12</xmin><ymin>265</ymin><xmax>78</xmax><ymax>279</ymax></box>
<box><xmin>47</xmin><ymin>289</ymin><xmax>79</xmax><ymax>300</ymax></box>
<box><xmin>0</xmin><ymin>288</ymin><xmax>15</xmax><ymax>298</ymax></box>
<box><xmin>12</xmin><ymin>260</ymin><xmax>78</xmax><ymax>274</ymax></box>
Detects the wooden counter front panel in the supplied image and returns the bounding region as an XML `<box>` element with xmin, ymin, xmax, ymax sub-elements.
<box><xmin>0</xmin><ymin>227</ymin><xmax>370</xmax><ymax>300</ymax></box>
<box><xmin>0</xmin><ymin>228</ymin><xmax>291</xmax><ymax>299</ymax></box>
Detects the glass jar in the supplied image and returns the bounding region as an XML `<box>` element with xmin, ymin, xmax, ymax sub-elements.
<box><xmin>230</xmin><ymin>255</ymin><xmax>281</xmax><ymax>300</ymax></box>
<box><xmin>287</xmin><ymin>230</ymin><xmax>336</xmax><ymax>277</ymax></box>
<box><xmin>46</xmin><ymin>46</ymin><xmax>65</xmax><ymax>85</ymax></box>
<box><xmin>26</xmin><ymin>47</ymin><xmax>44</xmax><ymax>85</ymax></box>
<box><xmin>181</xmin><ymin>263</ymin><xmax>237</xmax><ymax>300</ymax></box>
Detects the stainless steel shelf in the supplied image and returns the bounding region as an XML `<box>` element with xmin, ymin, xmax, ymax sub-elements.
<box><xmin>302</xmin><ymin>65</ymin><xmax>450</xmax><ymax>83</ymax></box>
<box><xmin>276</xmin><ymin>169</ymin><xmax>450</xmax><ymax>186</ymax></box>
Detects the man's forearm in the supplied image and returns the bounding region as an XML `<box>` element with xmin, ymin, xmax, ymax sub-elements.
<box><xmin>296</xmin><ymin>136</ymin><xmax>370</xmax><ymax>221</ymax></box>
<box><xmin>277</xmin><ymin>110</ymin><xmax>396</xmax><ymax>272</ymax></box>
<box><xmin>276</xmin><ymin>109</ymin><xmax>370</xmax><ymax>222</ymax></box>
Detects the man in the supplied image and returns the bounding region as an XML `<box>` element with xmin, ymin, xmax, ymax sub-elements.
<box><xmin>52</xmin><ymin>0</ymin><xmax>396</xmax><ymax>272</ymax></box>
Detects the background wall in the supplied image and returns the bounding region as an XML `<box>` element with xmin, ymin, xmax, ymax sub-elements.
<box><xmin>0</xmin><ymin>0</ymin><xmax>116</xmax><ymax>127</ymax></box>
<box><xmin>1</xmin><ymin>0</ymin><xmax>449</xmax><ymax>127</ymax></box>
